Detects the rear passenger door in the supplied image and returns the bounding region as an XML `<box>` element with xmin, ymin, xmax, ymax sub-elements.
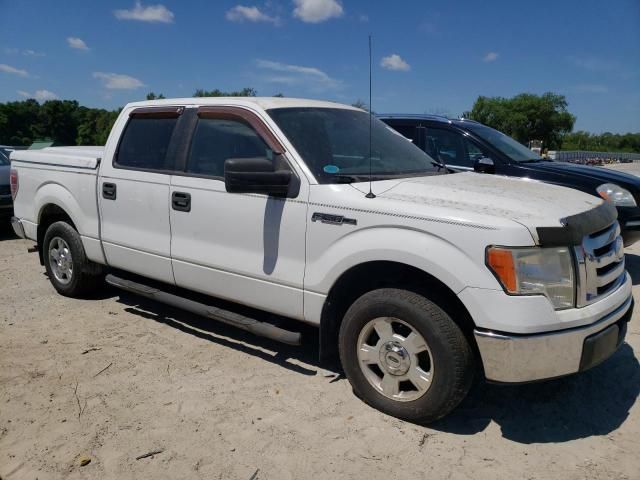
<box><xmin>98</xmin><ymin>106</ymin><xmax>183</xmax><ymax>283</ymax></box>
<box><xmin>169</xmin><ymin>106</ymin><xmax>307</xmax><ymax>320</ymax></box>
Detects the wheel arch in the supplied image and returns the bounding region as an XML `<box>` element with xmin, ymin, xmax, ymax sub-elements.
<box><xmin>37</xmin><ymin>203</ymin><xmax>77</xmax><ymax>265</ymax></box>
<box><xmin>319</xmin><ymin>260</ymin><xmax>479</xmax><ymax>367</ymax></box>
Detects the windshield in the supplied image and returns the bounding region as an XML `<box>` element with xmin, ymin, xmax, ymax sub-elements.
<box><xmin>268</xmin><ymin>107</ymin><xmax>441</xmax><ymax>183</ymax></box>
<box><xmin>0</xmin><ymin>151</ymin><xmax>9</xmax><ymax>166</ymax></box>
<box><xmin>463</xmin><ymin>123</ymin><xmax>543</xmax><ymax>162</ymax></box>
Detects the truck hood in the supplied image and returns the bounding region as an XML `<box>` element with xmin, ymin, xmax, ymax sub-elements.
<box><xmin>355</xmin><ymin>172</ymin><xmax>605</xmax><ymax>239</ymax></box>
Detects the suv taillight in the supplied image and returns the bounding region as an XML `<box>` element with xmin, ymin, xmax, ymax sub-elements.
<box><xmin>10</xmin><ymin>168</ymin><xmax>18</xmax><ymax>200</ymax></box>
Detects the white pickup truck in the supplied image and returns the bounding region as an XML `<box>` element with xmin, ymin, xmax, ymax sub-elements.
<box><xmin>10</xmin><ymin>97</ymin><xmax>633</xmax><ymax>422</ymax></box>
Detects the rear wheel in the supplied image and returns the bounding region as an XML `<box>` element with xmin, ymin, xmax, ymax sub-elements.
<box><xmin>339</xmin><ymin>288</ymin><xmax>474</xmax><ymax>423</ymax></box>
<box><xmin>43</xmin><ymin>221</ymin><xmax>103</xmax><ymax>297</ymax></box>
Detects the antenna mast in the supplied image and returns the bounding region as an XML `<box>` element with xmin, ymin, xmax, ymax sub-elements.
<box><xmin>365</xmin><ymin>34</ymin><xmax>376</xmax><ymax>199</ymax></box>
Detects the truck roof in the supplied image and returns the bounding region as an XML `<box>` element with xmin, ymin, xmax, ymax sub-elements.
<box><xmin>125</xmin><ymin>97</ymin><xmax>361</xmax><ymax>112</ymax></box>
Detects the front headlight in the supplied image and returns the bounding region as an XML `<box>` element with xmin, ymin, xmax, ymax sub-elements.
<box><xmin>597</xmin><ymin>183</ymin><xmax>637</xmax><ymax>207</ymax></box>
<box><xmin>487</xmin><ymin>246</ymin><xmax>575</xmax><ymax>310</ymax></box>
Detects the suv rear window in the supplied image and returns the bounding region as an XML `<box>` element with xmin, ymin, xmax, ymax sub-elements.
<box><xmin>116</xmin><ymin>117</ymin><xmax>178</xmax><ymax>171</ymax></box>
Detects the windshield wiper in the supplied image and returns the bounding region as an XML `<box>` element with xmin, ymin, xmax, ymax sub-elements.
<box><xmin>330</xmin><ymin>174</ymin><xmax>363</xmax><ymax>183</ymax></box>
<box><xmin>329</xmin><ymin>174</ymin><xmax>400</xmax><ymax>183</ymax></box>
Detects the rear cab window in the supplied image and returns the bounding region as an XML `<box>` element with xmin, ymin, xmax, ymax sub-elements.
<box><xmin>115</xmin><ymin>107</ymin><xmax>182</xmax><ymax>172</ymax></box>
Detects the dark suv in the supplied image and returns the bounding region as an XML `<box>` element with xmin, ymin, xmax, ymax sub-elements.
<box><xmin>379</xmin><ymin>114</ymin><xmax>640</xmax><ymax>245</ymax></box>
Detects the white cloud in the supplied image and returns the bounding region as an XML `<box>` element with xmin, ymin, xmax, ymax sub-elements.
<box><xmin>380</xmin><ymin>54</ymin><xmax>410</xmax><ymax>71</ymax></box>
<box><xmin>67</xmin><ymin>37</ymin><xmax>89</xmax><ymax>51</ymax></box>
<box><xmin>0</xmin><ymin>64</ymin><xmax>29</xmax><ymax>77</ymax></box>
<box><xmin>18</xmin><ymin>89</ymin><xmax>58</xmax><ymax>102</ymax></box>
<box><xmin>93</xmin><ymin>72</ymin><xmax>146</xmax><ymax>90</ymax></box>
<box><xmin>226</xmin><ymin>5</ymin><xmax>280</xmax><ymax>24</ymax></box>
<box><xmin>256</xmin><ymin>59</ymin><xmax>341</xmax><ymax>90</ymax></box>
<box><xmin>293</xmin><ymin>0</ymin><xmax>343</xmax><ymax>23</ymax></box>
<box><xmin>114</xmin><ymin>2</ymin><xmax>174</xmax><ymax>23</ymax></box>
<box><xmin>483</xmin><ymin>52</ymin><xmax>499</xmax><ymax>62</ymax></box>
<box><xmin>5</xmin><ymin>48</ymin><xmax>45</xmax><ymax>57</ymax></box>
<box><xmin>24</xmin><ymin>49</ymin><xmax>45</xmax><ymax>57</ymax></box>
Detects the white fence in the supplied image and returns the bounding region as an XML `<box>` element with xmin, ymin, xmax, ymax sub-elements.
<box><xmin>554</xmin><ymin>150</ymin><xmax>640</xmax><ymax>162</ymax></box>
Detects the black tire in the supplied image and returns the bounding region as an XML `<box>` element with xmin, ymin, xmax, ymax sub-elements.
<box><xmin>339</xmin><ymin>288</ymin><xmax>474</xmax><ymax>423</ymax></box>
<box><xmin>43</xmin><ymin>221</ymin><xmax>103</xmax><ymax>297</ymax></box>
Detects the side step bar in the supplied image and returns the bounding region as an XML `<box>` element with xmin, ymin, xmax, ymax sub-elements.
<box><xmin>105</xmin><ymin>274</ymin><xmax>302</xmax><ymax>345</ymax></box>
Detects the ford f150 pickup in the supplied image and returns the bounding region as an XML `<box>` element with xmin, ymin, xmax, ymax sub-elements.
<box><xmin>10</xmin><ymin>98</ymin><xmax>633</xmax><ymax>422</ymax></box>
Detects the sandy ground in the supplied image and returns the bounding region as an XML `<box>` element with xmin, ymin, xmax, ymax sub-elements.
<box><xmin>0</xmin><ymin>226</ymin><xmax>639</xmax><ymax>480</ymax></box>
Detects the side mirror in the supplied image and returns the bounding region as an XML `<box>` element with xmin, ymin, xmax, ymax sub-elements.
<box><xmin>224</xmin><ymin>157</ymin><xmax>295</xmax><ymax>197</ymax></box>
<box><xmin>473</xmin><ymin>157</ymin><xmax>495</xmax><ymax>174</ymax></box>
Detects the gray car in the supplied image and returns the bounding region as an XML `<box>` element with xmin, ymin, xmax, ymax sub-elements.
<box><xmin>0</xmin><ymin>149</ymin><xmax>13</xmax><ymax>222</ymax></box>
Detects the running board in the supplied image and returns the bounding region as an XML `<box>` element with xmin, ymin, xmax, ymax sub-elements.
<box><xmin>105</xmin><ymin>274</ymin><xmax>302</xmax><ymax>345</ymax></box>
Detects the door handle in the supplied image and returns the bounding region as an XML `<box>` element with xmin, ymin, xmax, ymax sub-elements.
<box><xmin>102</xmin><ymin>182</ymin><xmax>117</xmax><ymax>200</ymax></box>
<box><xmin>172</xmin><ymin>191</ymin><xmax>191</xmax><ymax>212</ymax></box>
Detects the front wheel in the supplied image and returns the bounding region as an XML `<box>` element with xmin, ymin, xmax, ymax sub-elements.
<box><xmin>339</xmin><ymin>288</ymin><xmax>474</xmax><ymax>423</ymax></box>
<box><xmin>43</xmin><ymin>221</ymin><xmax>103</xmax><ymax>297</ymax></box>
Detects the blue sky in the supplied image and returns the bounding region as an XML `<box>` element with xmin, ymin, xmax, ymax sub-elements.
<box><xmin>0</xmin><ymin>0</ymin><xmax>638</xmax><ymax>133</ymax></box>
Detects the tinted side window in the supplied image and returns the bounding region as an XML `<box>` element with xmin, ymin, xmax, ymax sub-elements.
<box><xmin>425</xmin><ymin>128</ymin><xmax>469</xmax><ymax>167</ymax></box>
<box><xmin>187</xmin><ymin>118</ymin><xmax>270</xmax><ymax>177</ymax></box>
<box><xmin>116</xmin><ymin>117</ymin><xmax>178</xmax><ymax>170</ymax></box>
<box><xmin>391</xmin><ymin>124</ymin><xmax>418</xmax><ymax>143</ymax></box>
<box><xmin>464</xmin><ymin>138</ymin><xmax>486</xmax><ymax>164</ymax></box>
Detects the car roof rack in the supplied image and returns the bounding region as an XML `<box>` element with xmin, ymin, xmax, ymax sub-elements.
<box><xmin>376</xmin><ymin>113</ymin><xmax>452</xmax><ymax>124</ymax></box>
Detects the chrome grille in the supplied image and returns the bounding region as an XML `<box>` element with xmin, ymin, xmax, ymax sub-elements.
<box><xmin>575</xmin><ymin>221</ymin><xmax>626</xmax><ymax>307</ymax></box>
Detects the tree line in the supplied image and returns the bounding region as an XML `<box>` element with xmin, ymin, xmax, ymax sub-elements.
<box><xmin>466</xmin><ymin>92</ymin><xmax>640</xmax><ymax>152</ymax></box>
<box><xmin>1</xmin><ymin>89</ymin><xmax>638</xmax><ymax>153</ymax></box>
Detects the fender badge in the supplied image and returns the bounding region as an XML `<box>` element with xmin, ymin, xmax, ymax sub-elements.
<box><xmin>312</xmin><ymin>212</ymin><xmax>357</xmax><ymax>226</ymax></box>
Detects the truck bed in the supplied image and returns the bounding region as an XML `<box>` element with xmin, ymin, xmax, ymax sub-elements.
<box><xmin>11</xmin><ymin>146</ymin><xmax>105</xmax><ymax>264</ymax></box>
<box><xmin>10</xmin><ymin>146</ymin><xmax>104</xmax><ymax>169</ymax></box>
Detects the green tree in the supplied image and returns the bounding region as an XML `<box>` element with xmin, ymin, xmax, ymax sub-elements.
<box><xmin>351</xmin><ymin>99</ymin><xmax>369</xmax><ymax>111</ymax></box>
<box><xmin>469</xmin><ymin>92</ymin><xmax>575</xmax><ymax>149</ymax></box>
<box><xmin>76</xmin><ymin>107</ymin><xmax>120</xmax><ymax>145</ymax></box>
<box><xmin>0</xmin><ymin>99</ymin><xmax>42</xmax><ymax>145</ymax></box>
<box><xmin>146</xmin><ymin>92</ymin><xmax>166</xmax><ymax>100</ymax></box>
<box><xmin>193</xmin><ymin>87</ymin><xmax>257</xmax><ymax>97</ymax></box>
<box><xmin>562</xmin><ymin>131</ymin><xmax>640</xmax><ymax>153</ymax></box>
<box><xmin>39</xmin><ymin>100</ymin><xmax>81</xmax><ymax>146</ymax></box>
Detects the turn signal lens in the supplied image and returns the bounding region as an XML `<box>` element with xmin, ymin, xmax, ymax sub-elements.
<box><xmin>486</xmin><ymin>246</ymin><xmax>575</xmax><ymax>309</ymax></box>
<box><xmin>487</xmin><ymin>247</ymin><xmax>517</xmax><ymax>292</ymax></box>
<box><xmin>10</xmin><ymin>167</ymin><xmax>18</xmax><ymax>200</ymax></box>
<box><xmin>596</xmin><ymin>183</ymin><xmax>637</xmax><ymax>207</ymax></box>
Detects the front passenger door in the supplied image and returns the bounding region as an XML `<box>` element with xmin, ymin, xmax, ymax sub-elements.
<box><xmin>169</xmin><ymin>107</ymin><xmax>308</xmax><ymax>320</ymax></box>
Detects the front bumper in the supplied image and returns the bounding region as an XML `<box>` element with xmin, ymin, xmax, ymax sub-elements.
<box><xmin>474</xmin><ymin>289</ymin><xmax>633</xmax><ymax>383</ymax></box>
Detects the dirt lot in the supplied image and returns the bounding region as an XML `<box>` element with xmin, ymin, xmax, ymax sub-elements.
<box><xmin>1</xmin><ymin>227</ymin><xmax>639</xmax><ymax>480</ymax></box>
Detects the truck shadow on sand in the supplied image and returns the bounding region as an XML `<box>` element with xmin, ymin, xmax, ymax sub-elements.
<box><xmin>115</xmin><ymin>291</ymin><xmax>321</xmax><ymax>377</ymax></box>
<box><xmin>114</xmin><ymin>290</ymin><xmax>639</xmax><ymax>444</ymax></box>
<box><xmin>0</xmin><ymin>225</ymin><xmax>17</xmax><ymax>241</ymax></box>
<box><xmin>431</xmin><ymin>343</ymin><xmax>640</xmax><ymax>443</ymax></box>
<box><xmin>624</xmin><ymin>253</ymin><xmax>640</xmax><ymax>285</ymax></box>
